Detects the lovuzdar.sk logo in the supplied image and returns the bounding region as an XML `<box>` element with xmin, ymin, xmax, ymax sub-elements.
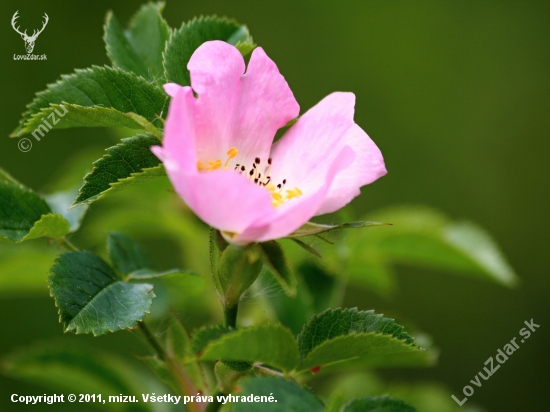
<box><xmin>11</xmin><ymin>10</ymin><xmax>48</xmax><ymax>60</ymax></box>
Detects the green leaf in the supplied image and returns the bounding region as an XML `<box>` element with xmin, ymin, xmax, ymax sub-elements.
<box><xmin>22</xmin><ymin>213</ymin><xmax>70</xmax><ymax>242</ymax></box>
<box><xmin>48</xmin><ymin>251</ymin><xmax>155</xmax><ymax>336</ymax></box>
<box><xmin>127</xmin><ymin>268</ymin><xmax>195</xmax><ymax>280</ymax></box>
<box><xmin>191</xmin><ymin>325</ymin><xmax>233</xmax><ymax>355</ymax></box>
<box><xmin>72</xmin><ymin>134</ymin><xmax>165</xmax><ymax>207</ymax></box>
<box><xmin>214</xmin><ymin>360</ymin><xmax>251</xmax><ymax>392</ymax></box>
<box><xmin>44</xmin><ymin>188</ymin><xmax>88</xmax><ymax>232</ymax></box>
<box><xmin>192</xmin><ymin>325</ymin><xmax>254</xmax><ymax>372</ymax></box>
<box><xmin>126</xmin><ymin>112</ymin><xmax>164</xmax><ymax>139</ymax></box>
<box><xmin>2</xmin><ymin>343</ymin><xmax>161</xmax><ymax>412</ymax></box>
<box><xmin>297</xmin><ymin>308</ymin><xmax>424</xmax><ymax>371</ymax></box>
<box><xmin>445</xmin><ymin>221</ymin><xmax>517</xmax><ymax>286</ymax></box>
<box><xmin>12</xmin><ymin>66</ymin><xmax>169</xmax><ymax>137</ymax></box>
<box><xmin>298</xmin><ymin>308</ymin><xmax>415</xmax><ymax>360</ymax></box>
<box><xmin>0</xmin><ymin>181</ymin><xmax>71</xmax><ymax>243</ymax></box>
<box><xmin>290</xmin><ymin>238</ymin><xmax>322</xmax><ymax>258</ymax></box>
<box><xmin>220</xmin><ymin>360</ymin><xmax>253</xmax><ymax>372</ymax></box>
<box><xmin>108</xmin><ymin>232</ymin><xmax>155</xmax><ymax>276</ymax></box>
<box><xmin>322</xmin><ymin>344</ymin><xmax>437</xmax><ymax>372</ymax></box>
<box><xmin>104</xmin><ymin>3</ymin><xmax>170</xmax><ymax>82</ymax></box>
<box><xmin>199</xmin><ymin>324</ymin><xmax>299</xmax><ymax>372</ymax></box>
<box><xmin>164</xmin><ymin>16</ymin><xmax>255</xmax><ymax>86</ymax></box>
<box><xmin>24</xmin><ymin>103</ymin><xmax>151</xmax><ymax>133</ymax></box>
<box><xmin>233</xmin><ymin>376</ymin><xmax>324</xmax><ymax>412</ymax></box>
<box><xmin>287</xmin><ymin>221</ymin><xmax>388</xmax><ymax>238</ymax></box>
<box><xmin>165</xmin><ymin>313</ymin><xmax>191</xmax><ymax>360</ymax></box>
<box><xmin>344</xmin><ymin>396</ymin><xmax>417</xmax><ymax>412</ymax></box>
<box><xmin>344</xmin><ymin>206</ymin><xmax>518</xmax><ymax>289</ymax></box>
<box><xmin>258</xmin><ymin>241</ymin><xmax>297</xmax><ymax>296</ymax></box>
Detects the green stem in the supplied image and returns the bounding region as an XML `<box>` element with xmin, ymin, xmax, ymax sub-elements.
<box><xmin>60</xmin><ymin>237</ymin><xmax>79</xmax><ymax>252</ymax></box>
<box><xmin>139</xmin><ymin>323</ymin><xmax>202</xmax><ymax>412</ymax></box>
<box><xmin>224</xmin><ymin>304</ymin><xmax>238</xmax><ymax>329</ymax></box>
<box><xmin>205</xmin><ymin>392</ymin><xmax>223</xmax><ymax>412</ymax></box>
<box><xmin>139</xmin><ymin>322</ymin><xmax>169</xmax><ymax>362</ymax></box>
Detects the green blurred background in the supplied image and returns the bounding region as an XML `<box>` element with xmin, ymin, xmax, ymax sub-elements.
<box><xmin>0</xmin><ymin>0</ymin><xmax>548</xmax><ymax>411</ymax></box>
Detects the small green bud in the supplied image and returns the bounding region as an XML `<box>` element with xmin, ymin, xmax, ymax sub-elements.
<box><xmin>217</xmin><ymin>243</ymin><xmax>263</xmax><ymax>308</ymax></box>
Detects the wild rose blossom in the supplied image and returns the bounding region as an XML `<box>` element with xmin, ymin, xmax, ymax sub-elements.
<box><xmin>152</xmin><ymin>40</ymin><xmax>386</xmax><ymax>244</ymax></box>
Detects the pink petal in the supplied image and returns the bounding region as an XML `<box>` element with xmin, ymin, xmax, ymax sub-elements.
<box><xmin>317</xmin><ymin>122</ymin><xmax>387</xmax><ymax>215</ymax></box>
<box><xmin>154</xmin><ymin>86</ymin><xmax>198</xmax><ymax>173</ymax></box>
<box><xmin>234</xmin><ymin>47</ymin><xmax>300</xmax><ymax>163</ymax></box>
<box><xmin>235</xmin><ymin>147</ymin><xmax>355</xmax><ymax>243</ymax></box>
<box><xmin>188</xmin><ymin>41</ymin><xmax>299</xmax><ymax>164</ymax></box>
<box><xmin>163</xmin><ymin>83</ymin><xmax>185</xmax><ymax>97</ymax></box>
<box><xmin>269</xmin><ymin>92</ymin><xmax>386</xmax><ymax>216</ymax></box>
<box><xmin>164</xmin><ymin>166</ymin><xmax>275</xmax><ymax>235</ymax></box>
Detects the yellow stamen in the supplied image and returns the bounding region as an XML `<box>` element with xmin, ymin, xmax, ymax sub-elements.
<box><xmin>208</xmin><ymin>160</ymin><xmax>222</xmax><ymax>170</ymax></box>
<box><xmin>227</xmin><ymin>147</ymin><xmax>239</xmax><ymax>158</ymax></box>
<box><xmin>224</xmin><ymin>147</ymin><xmax>239</xmax><ymax>168</ymax></box>
<box><xmin>270</xmin><ymin>186</ymin><xmax>303</xmax><ymax>207</ymax></box>
<box><xmin>271</xmin><ymin>192</ymin><xmax>283</xmax><ymax>207</ymax></box>
<box><xmin>285</xmin><ymin>188</ymin><xmax>301</xmax><ymax>200</ymax></box>
<box><xmin>197</xmin><ymin>161</ymin><xmax>205</xmax><ymax>171</ymax></box>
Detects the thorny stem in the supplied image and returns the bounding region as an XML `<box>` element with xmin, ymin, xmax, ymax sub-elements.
<box><xmin>224</xmin><ymin>304</ymin><xmax>238</xmax><ymax>329</ymax></box>
<box><xmin>139</xmin><ymin>322</ymin><xmax>203</xmax><ymax>412</ymax></box>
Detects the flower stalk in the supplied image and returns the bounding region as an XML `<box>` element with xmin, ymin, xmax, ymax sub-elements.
<box><xmin>224</xmin><ymin>304</ymin><xmax>239</xmax><ymax>329</ymax></box>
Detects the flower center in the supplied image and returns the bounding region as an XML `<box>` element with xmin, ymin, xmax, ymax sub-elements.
<box><xmin>197</xmin><ymin>147</ymin><xmax>302</xmax><ymax>207</ymax></box>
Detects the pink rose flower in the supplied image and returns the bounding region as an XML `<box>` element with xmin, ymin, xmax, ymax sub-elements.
<box><xmin>152</xmin><ymin>41</ymin><xmax>386</xmax><ymax>244</ymax></box>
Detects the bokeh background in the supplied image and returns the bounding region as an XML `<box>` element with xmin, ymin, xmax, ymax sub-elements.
<box><xmin>0</xmin><ymin>0</ymin><xmax>549</xmax><ymax>411</ymax></box>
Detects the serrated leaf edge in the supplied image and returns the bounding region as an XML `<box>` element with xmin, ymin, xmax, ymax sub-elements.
<box><xmin>70</xmin><ymin>134</ymin><xmax>165</xmax><ymax>208</ymax></box>
<box><xmin>12</xmin><ymin>65</ymin><xmax>166</xmax><ymax>137</ymax></box>
<box><xmin>48</xmin><ymin>252</ymin><xmax>155</xmax><ymax>337</ymax></box>
<box><xmin>296</xmin><ymin>308</ymin><xmax>418</xmax><ymax>359</ymax></box>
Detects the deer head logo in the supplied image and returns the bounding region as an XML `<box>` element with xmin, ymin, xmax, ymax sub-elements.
<box><xmin>11</xmin><ymin>11</ymin><xmax>49</xmax><ymax>54</ymax></box>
